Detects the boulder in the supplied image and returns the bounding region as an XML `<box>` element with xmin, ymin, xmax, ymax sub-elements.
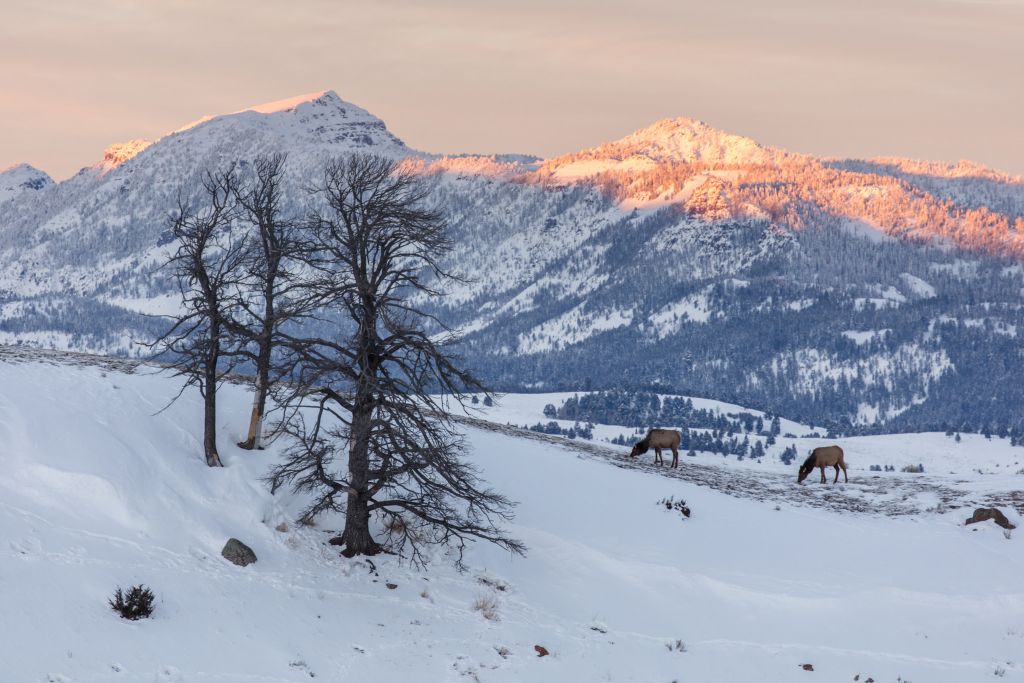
<box><xmin>221</xmin><ymin>538</ymin><xmax>257</xmax><ymax>567</ymax></box>
<box><xmin>965</xmin><ymin>508</ymin><xmax>1016</xmax><ymax>530</ymax></box>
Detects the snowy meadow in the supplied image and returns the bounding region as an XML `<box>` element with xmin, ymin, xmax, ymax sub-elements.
<box><xmin>1</xmin><ymin>356</ymin><xmax>1022</xmax><ymax>682</ymax></box>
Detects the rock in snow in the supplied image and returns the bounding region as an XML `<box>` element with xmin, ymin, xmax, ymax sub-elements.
<box><xmin>221</xmin><ymin>538</ymin><xmax>258</xmax><ymax>567</ymax></box>
<box><xmin>965</xmin><ymin>507</ymin><xmax>1016</xmax><ymax>530</ymax></box>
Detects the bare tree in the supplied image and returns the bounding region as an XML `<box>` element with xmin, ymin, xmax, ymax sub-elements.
<box><xmin>230</xmin><ymin>153</ymin><xmax>312</xmax><ymax>450</ymax></box>
<box><xmin>268</xmin><ymin>154</ymin><xmax>524</xmax><ymax>565</ymax></box>
<box><xmin>153</xmin><ymin>168</ymin><xmax>246</xmax><ymax>467</ymax></box>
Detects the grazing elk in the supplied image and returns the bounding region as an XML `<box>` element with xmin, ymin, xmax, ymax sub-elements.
<box><xmin>629</xmin><ymin>429</ymin><xmax>682</xmax><ymax>468</ymax></box>
<box><xmin>798</xmin><ymin>445</ymin><xmax>848</xmax><ymax>484</ymax></box>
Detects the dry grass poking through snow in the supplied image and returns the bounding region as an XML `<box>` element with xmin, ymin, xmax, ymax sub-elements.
<box><xmin>471</xmin><ymin>594</ymin><xmax>500</xmax><ymax>621</ymax></box>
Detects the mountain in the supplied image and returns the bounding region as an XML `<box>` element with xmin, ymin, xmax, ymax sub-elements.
<box><xmin>1</xmin><ymin>90</ymin><xmax>1023</xmax><ymax>433</ymax></box>
<box><xmin>0</xmin><ymin>163</ymin><xmax>53</xmax><ymax>204</ymax></box>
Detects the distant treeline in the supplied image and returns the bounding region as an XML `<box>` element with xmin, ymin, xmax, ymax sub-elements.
<box><xmin>553</xmin><ymin>390</ymin><xmax>783</xmax><ymax>440</ymax></box>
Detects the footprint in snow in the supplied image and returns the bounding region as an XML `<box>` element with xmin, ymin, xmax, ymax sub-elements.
<box><xmin>11</xmin><ymin>536</ymin><xmax>43</xmax><ymax>557</ymax></box>
<box><xmin>156</xmin><ymin>666</ymin><xmax>183</xmax><ymax>682</ymax></box>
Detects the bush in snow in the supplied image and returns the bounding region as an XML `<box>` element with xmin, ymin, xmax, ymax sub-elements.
<box><xmin>901</xmin><ymin>463</ymin><xmax>925</xmax><ymax>473</ymax></box>
<box><xmin>109</xmin><ymin>584</ymin><xmax>155</xmax><ymax>620</ymax></box>
<box><xmin>665</xmin><ymin>639</ymin><xmax>687</xmax><ymax>652</ymax></box>
<box><xmin>657</xmin><ymin>496</ymin><xmax>691</xmax><ymax>519</ymax></box>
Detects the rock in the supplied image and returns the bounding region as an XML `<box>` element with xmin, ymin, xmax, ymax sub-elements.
<box><xmin>965</xmin><ymin>507</ymin><xmax>1016</xmax><ymax>530</ymax></box>
<box><xmin>534</xmin><ymin>645</ymin><xmax>549</xmax><ymax>657</ymax></box>
<box><xmin>386</xmin><ymin>583</ymin><xmax>398</xmax><ymax>590</ymax></box>
<box><xmin>800</xmin><ymin>663</ymin><xmax>814</xmax><ymax>671</ymax></box>
<box><xmin>221</xmin><ymin>538</ymin><xmax>257</xmax><ymax>567</ymax></box>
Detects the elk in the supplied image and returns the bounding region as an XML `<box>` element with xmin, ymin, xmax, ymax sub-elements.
<box><xmin>629</xmin><ymin>429</ymin><xmax>682</xmax><ymax>468</ymax></box>
<box><xmin>798</xmin><ymin>445</ymin><xmax>848</xmax><ymax>484</ymax></box>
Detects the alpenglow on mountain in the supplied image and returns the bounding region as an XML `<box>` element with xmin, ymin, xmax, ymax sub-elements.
<box><xmin>1</xmin><ymin>89</ymin><xmax>1023</xmax><ymax>434</ymax></box>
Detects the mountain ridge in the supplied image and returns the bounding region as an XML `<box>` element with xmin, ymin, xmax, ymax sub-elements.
<box><xmin>2</xmin><ymin>89</ymin><xmax>1023</xmax><ymax>433</ymax></box>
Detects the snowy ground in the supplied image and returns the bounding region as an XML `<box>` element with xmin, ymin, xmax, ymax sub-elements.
<box><xmin>1</xmin><ymin>353</ymin><xmax>1023</xmax><ymax>682</ymax></box>
<box><xmin>469</xmin><ymin>391</ymin><xmax>1024</xmax><ymax>482</ymax></box>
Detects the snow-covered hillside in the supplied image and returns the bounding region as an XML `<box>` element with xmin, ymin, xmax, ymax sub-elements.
<box><xmin>2</xmin><ymin>353</ymin><xmax>1022</xmax><ymax>682</ymax></box>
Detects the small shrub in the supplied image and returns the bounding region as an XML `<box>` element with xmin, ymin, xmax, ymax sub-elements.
<box><xmin>665</xmin><ymin>639</ymin><xmax>686</xmax><ymax>652</ymax></box>
<box><xmin>477</xmin><ymin>575</ymin><xmax>510</xmax><ymax>592</ymax></box>
<box><xmin>109</xmin><ymin>584</ymin><xmax>155</xmax><ymax>620</ymax></box>
<box><xmin>657</xmin><ymin>496</ymin><xmax>691</xmax><ymax>518</ymax></box>
<box><xmin>472</xmin><ymin>594</ymin><xmax>500</xmax><ymax>621</ymax></box>
<box><xmin>901</xmin><ymin>463</ymin><xmax>925</xmax><ymax>473</ymax></box>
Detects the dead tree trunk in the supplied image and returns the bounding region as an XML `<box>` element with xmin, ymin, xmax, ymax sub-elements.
<box><xmin>339</xmin><ymin>402</ymin><xmax>380</xmax><ymax>556</ymax></box>
<box><xmin>203</xmin><ymin>319</ymin><xmax>224</xmax><ymax>467</ymax></box>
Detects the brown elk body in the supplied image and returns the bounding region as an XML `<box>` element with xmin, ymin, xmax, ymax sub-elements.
<box><xmin>798</xmin><ymin>445</ymin><xmax>848</xmax><ymax>484</ymax></box>
<box><xmin>629</xmin><ymin>429</ymin><xmax>682</xmax><ymax>468</ymax></box>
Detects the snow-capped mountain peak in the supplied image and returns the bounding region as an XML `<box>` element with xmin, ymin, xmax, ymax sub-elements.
<box><xmin>240</xmin><ymin>89</ymin><xmax>344</xmax><ymax>115</ymax></box>
<box><xmin>169</xmin><ymin>89</ymin><xmax>407</xmax><ymax>152</ymax></box>
<box><xmin>540</xmin><ymin>116</ymin><xmax>794</xmax><ymax>182</ymax></box>
<box><xmin>97</xmin><ymin>139</ymin><xmax>154</xmax><ymax>174</ymax></box>
<box><xmin>0</xmin><ymin>163</ymin><xmax>54</xmax><ymax>204</ymax></box>
<box><xmin>612</xmin><ymin>116</ymin><xmax>784</xmax><ymax>165</ymax></box>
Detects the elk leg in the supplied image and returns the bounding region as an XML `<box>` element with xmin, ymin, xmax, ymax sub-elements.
<box><xmin>819</xmin><ymin>465</ymin><xmax>826</xmax><ymax>483</ymax></box>
<box><xmin>654</xmin><ymin>448</ymin><xmax>662</xmax><ymax>466</ymax></box>
<box><xmin>842</xmin><ymin>463</ymin><xmax>848</xmax><ymax>483</ymax></box>
<box><xmin>833</xmin><ymin>464</ymin><xmax>840</xmax><ymax>483</ymax></box>
<box><xmin>671</xmin><ymin>446</ymin><xmax>679</xmax><ymax>468</ymax></box>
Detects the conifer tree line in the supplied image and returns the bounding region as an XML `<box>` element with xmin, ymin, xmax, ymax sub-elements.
<box><xmin>155</xmin><ymin>153</ymin><xmax>524</xmax><ymax>564</ymax></box>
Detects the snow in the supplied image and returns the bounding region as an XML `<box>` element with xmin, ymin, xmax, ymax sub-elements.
<box><xmin>853</xmin><ymin>297</ymin><xmax>901</xmax><ymax>311</ymax></box>
<box><xmin>467</xmin><ymin>390</ymin><xmax>808</xmax><ymax>442</ymax></box>
<box><xmin>548</xmin><ymin>156</ymin><xmax>657</xmax><ymax>181</ymax></box>
<box><xmin>547</xmin><ymin>117</ymin><xmax>791</xmax><ymax>168</ymax></box>
<box><xmin>97</xmin><ymin>139</ymin><xmax>153</xmax><ymax>174</ymax></box>
<box><xmin>900</xmin><ymin>273</ymin><xmax>937</xmax><ymax>298</ymax></box>
<box><xmin>786</xmin><ymin>298</ymin><xmax>816</xmax><ymax>312</ymax></box>
<box><xmin>842</xmin><ymin>329</ymin><xmax>890</xmax><ymax>345</ymax></box>
<box><xmin>935</xmin><ymin>316</ymin><xmax>1019</xmax><ymax>338</ymax></box>
<box><xmin>770</xmin><ymin>344</ymin><xmax>951</xmax><ymax>422</ymax></box>
<box><xmin>838</xmin><ymin>218</ymin><xmax>895</xmax><ymax>244</ymax></box>
<box><xmin>647</xmin><ymin>287</ymin><xmax>714</xmax><ymax>336</ymax></box>
<box><xmin>103</xmin><ymin>293</ymin><xmax>183</xmax><ymax>317</ymax></box>
<box><xmin>930</xmin><ymin>259</ymin><xmax>979</xmax><ymax>278</ymax></box>
<box><xmin>175</xmin><ymin>90</ymin><xmax>350</xmax><ymax>132</ymax></box>
<box><xmin>472</xmin><ymin>390</ymin><xmax>1024</xmax><ymax>478</ymax></box>
<box><xmin>517</xmin><ymin>304</ymin><xmax>633</xmax><ymax>354</ymax></box>
<box><xmin>2</xmin><ymin>357</ymin><xmax>1024</xmax><ymax>682</ymax></box>
<box><xmin>0</xmin><ymin>163</ymin><xmax>53</xmax><ymax>204</ymax></box>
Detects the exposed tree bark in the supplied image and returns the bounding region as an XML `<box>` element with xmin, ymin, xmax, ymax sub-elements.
<box><xmin>229</xmin><ymin>154</ymin><xmax>310</xmax><ymax>450</ymax></box>
<box><xmin>268</xmin><ymin>154</ymin><xmax>524</xmax><ymax>565</ymax></box>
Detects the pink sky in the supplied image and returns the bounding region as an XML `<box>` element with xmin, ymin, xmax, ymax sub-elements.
<box><xmin>2</xmin><ymin>0</ymin><xmax>1023</xmax><ymax>179</ymax></box>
